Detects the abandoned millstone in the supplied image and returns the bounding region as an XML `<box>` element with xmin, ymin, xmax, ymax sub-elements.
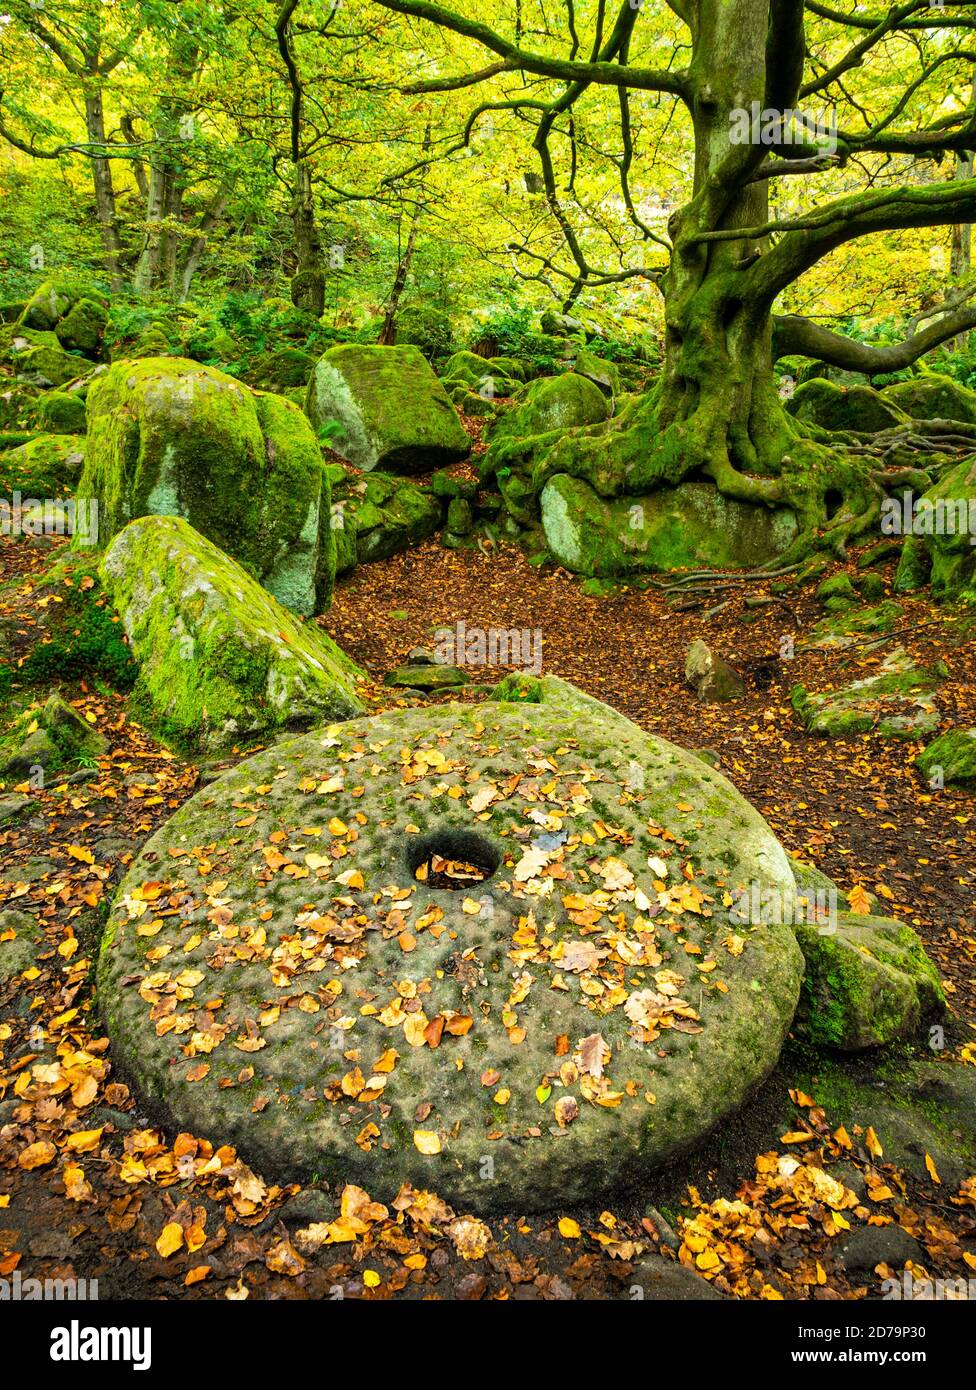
<box><xmin>99</xmin><ymin>695</ymin><xmax>803</xmax><ymax>1212</ymax></box>
<box><xmin>684</xmin><ymin>640</ymin><xmax>745</xmax><ymax>703</ymax></box>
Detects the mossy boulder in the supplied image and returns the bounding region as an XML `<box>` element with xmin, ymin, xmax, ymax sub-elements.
<box><xmin>791</xmin><ymin>648</ymin><xmax>943</xmax><ymax>739</ymax></box>
<box><xmin>33</xmin><ymin>390</ymin><xmax>86</xmax><ymax>435</ymax></box>
<box><xmin>440</xmin><ymin>351</ymin><xmax>517</xmax><ymax>399</ymax></box>
<box><xmin>916</xmin><ymin>727</ymin><xmax>976</xmax><ymax>788</ymax></box>
<box><xmin>5</xmin><ymin>329</ymin><xmax>85</xmax><ymax>388</ymax></box>
<box><xmin>786</xmin><ymin>379</ymin><xmax>908</xmax><ymax>434</ymax></box>
<box><xmin>20</xmin><ymin>280</ymin><xmax>99</xmax><ymax>332</ymax></box>
<box><xmin>491</xmin><ymin>372</ymin><xmax>610</xmax><ymax>443</ymax></box>
<box><xmin>572</xmin><ymin>348</ymin><xmax>622</xmax><ymax>396</ymax></box>
<box><xmin>99</xmin><ymin>689</ymin><xmax>803</xmax><ymax>1210</ymax></box>
<box><xmin>98</xmin><ymin>515</ymin><xmax>363</xmax><ymax>753</ymax></box>
<box><xmin>794</xmin><ymin>913</ymin><xmax>945</xmax><ymax>1050</ymax></box>
<box><xmin>331</xmin><ymin>470</ymin><xmax>443</xmax><ymax>564</ymax></box>
<box><xmin>305</xmin><ymin>344</ymin><xmax>470</xmax><ymax>473</ymax></box>
<box><xmin>0</xmin><ymin>692</ymin><xmax>109</xmax><ymax>780</ymax></box>
<box><xmin>0</xmin><ymin>434</ymin><xmax>85</xmax><ymax>497</ymax></box>
<box><xmin>250</xmin><ymin>347</ymin><xmax>316</xmax><ymax>392</ymax></box>
<box><xmin>541</xmin><ymin>475</ymin><xmax>798</xmax><ymax>576</ymax></box>
<box><xmin>55</xmin><ymin>297</ymin><xmax>109</xmax><ymax>356</ymax></box>
<box><xmin>816</xmin><ymin>572</ymin><xmax>858</xmax><ymax>610</ymax></box>
<box><xmin>77</xmin><ymin>357</ymin><xmax>334</xmax><ymax>616</ymax></box>
<box><xmin>884</xmin><ymin>373</ymin><xmax>976</xmax><ymax>425</ymax></box>
<box><xmin>892</xmin><ymin>456</ymin><xmax>976</xmax><ymax>601</ymax></box>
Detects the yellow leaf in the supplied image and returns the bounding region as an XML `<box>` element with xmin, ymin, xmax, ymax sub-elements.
<box><xmin>558</xmin><ymin>1217</ymin><xmax>581</xmax><ymax>1239</ymax></box>
<box><xmin>413</xmin><ymin>1129</ymin><xmax>441</xmax><ymax>1155</ymax></box>
<box><xmin>156</xmin><ymin>1222</ymin><xmax>185</xmax><ymax>1258</ymax></box>
<box><xmin>924</xmin><ymin>1152</ymin><xmax>941</xmax><ymax>1184</ymax></box>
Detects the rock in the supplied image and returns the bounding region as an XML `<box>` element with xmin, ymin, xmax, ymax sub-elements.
<box><xmin>446</xmin><ymin>497</ymin><xmax>473</xmax><ymax>536</ymax></box>
<box><xmin>383</xmin><ymin>663</ymin><xmax>469</xmax><ymax>690</ymax></box>
<box><xmin>541</xmin><ymin>475</ymin><xmax>798</xmax><ymax>577</ymax></box>
<box><xmin>892</xmin><ymin>456</ymin><xmax>976</xmax><ymax>602</ymax></box>
<box><xmin>250</xmin><ymin>347</ymin><xmax>316</xmax><ymax>392</ymax></box>
<box><xmin>98</xmin><ymin>515</ymin><xmax>364</xmax><ymax>753</ymax></box>
<box><xmin>816</xmin><ymin>572</ymin><xmax>858</xmax><ymax>610</ymax></box>
<box><xmin>99</xmin><ymin>688</ymin><xmax>804</xmax><ymax>1211</ymax></box>
<box><xmin>857</xmin><ymin>539</ymin><xmax>903</xmax><ymax>570</ymax></box>
<box><xmin>916</xmin><ymin>728</ymin><xmax>976</xmax><ymax>788</ymax></box>
<box><xmin>331</xmin><ymin>471</ymin><xmax>443</xmax><ymax>566</ymax></box>
<box><xmin>791</xmin><ymin>648</ymin><xmax>944</xmax><ymax>739</ymax></box>
<box><xmin>272</xmin><ymin>1188</ymin><xmax>338</xmax><ymax>1229</ymax></box>
<box><xmin>440</xmin><ymin>351</ymin><xmax>517</xmax><ymax>400</ymax></box>
<box><xmin>0</xmin><ymin>693</ymin><xmax>108</xmax><ymax>779</ymax></box>
<box><xmin>33</xmin><ymin>391</ymin><xmax>86</xmax><ymax>435</ymax></box>
<box><xmin>1</xmin><ymin>434</ymin><xmax>86</xmax><ymax>496</ymax></box>
<box><xmin>6</xmin><ymin>330</ymin><xmax>85</xmax><ymax>388</ymax></box>
<box><xmin>19</xmin><ymin>279</ymin><xmax>105</xmax><ymax>335</ymax></box>
<box><xmin>793</xmin><ymin>912</ymin><xmax>945</xmax><ymax>1050</ymax></box>
<box><xmin>571</xmin><ymin>348</ymin><xmax>621</xmax><ymax>396</ymax></box>
<box><xmin>305</xmin><ymin>344</ymin><xmax>470</xmax><ymax>473</ymax></box>
<box><xmin>855</xmin><ymin>571</ymin><xmax>885</xmax><ymax>602</ymax></box>
<box><xmin>684</xmin><ymin>640</ymin><xmax>745</xmax><ymax>702</ymax></box>
<box><xmin>808</xmin><ymin>600</ymin><xmax>901</xmax><ymax>650</ymax></box>
<box><xmin>407</xmin><ymin>647</ymin><xmax>437</xmax><ymax>665</ymax></box>
<box><xmin>883</xmin><ymin>373</ymin><xmax>976</xmax><ymax>425</ymax></box>
<box><xmin>786</xmin><ymin>379</ymin><xmax>909</xmax><ymax>434</ymax></box>
<box><xmin>490</xmin><ymin>373</ymin><xmax>610</xmax><ymax>447</ymax></box>
<box><xmin>0</xmin><ymin>909</ymin><xmax>43</xmax><ymax>980</ymax></box>
<box><xmin>838</xmin><ymin>1224</ymin><xmax>925</xmax><ymax>1273</ymax></box>
<box><xmin>430</xmin><ymin>469</ymin><xmax>477</xmax><ymax>502</ymax></box>
<box><xmin>628</xmin><ymin>1253</ymin><xmax>726</xmax><ymax>1300</ymax></box>
<box><xmin>78</xmin><ymin>357</ymin><xmax>334</xmax><ymax>615</ymax></box>
<box><xmin>540</xmin><ymin>309</ymin><xmax>584</xmax><ymax>337</ymax></box>
<box><xmin>55</xmin><ymin>298</ymin><xmax>108</xmax><ymax>356</ymax></box>
<box><xmin>0</xmin><ymin>793</ymin><xmax>30</xmax><ymax>825</ymax></box>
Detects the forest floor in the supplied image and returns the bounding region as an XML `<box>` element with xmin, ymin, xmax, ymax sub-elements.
<box><xmin>1</xmin><ymin>529</ymin><xmax>974</xmax><ymax>1302</ymax></box>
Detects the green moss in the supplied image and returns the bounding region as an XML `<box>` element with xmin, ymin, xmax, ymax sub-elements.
<box><xmin>33</xmin><ymin>391</ymin><xmax>86</xmax><ymax>435</ymax></box>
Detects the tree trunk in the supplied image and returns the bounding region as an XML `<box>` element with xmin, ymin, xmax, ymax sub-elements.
<box><xmin>378</xmin><ymin>214</ymin><xmax>419</xmax><ymax>345</ymax></box>
<box><xmin>84</xmin><ymin>87</ymin><xmax>123</xmax><ymax>291</ymax></box>
<box><xmin>290</xmin><ymin>162</ymin><xmax>325</xmax><ymax>315</ymax></box>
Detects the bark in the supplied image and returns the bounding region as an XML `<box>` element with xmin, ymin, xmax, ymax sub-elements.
<box><xmin>291</xmin><ymin>162</ymin><xmax>326</xmax><ymax>315</ymax></box>
<box><xmin>83</xmin><ymin>87</ymin><xmax>123</xmax><ymax>291</ymax></box>
<box><xmin>378</xmin><ymin>214</ymin><xmax>420</xmax><ymax>344</ymax></box>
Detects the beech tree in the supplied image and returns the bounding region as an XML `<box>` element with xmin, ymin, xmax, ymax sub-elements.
<box><xmin>361</xmin><ymin>0</ymin><xmax>976</xmax><ymax>553</ymax></box>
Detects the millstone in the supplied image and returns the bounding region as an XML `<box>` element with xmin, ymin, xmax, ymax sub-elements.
<box><xmin>99</xmin><ymin>700</ymin><xmax>803</xmax><ymax>1211</ymax></box>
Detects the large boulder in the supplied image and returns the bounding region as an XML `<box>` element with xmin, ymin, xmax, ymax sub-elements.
<box><xmin>5</xmin><ymin>329</ymin><xmax>85</xmax><ymax>388</ymax></box>
<box><xmin>541</xmin><ymin>475</ymin><xmax>798</xmax><ymax>576</ymax></box>
<box><xmin>883</xmin><ymin>373</ymin><xmax>976</xmax><ymax>425</ymax></box>
<box><xmin>892</xmin><ymin>457</ymin><xmax>976</xmax><ymax>601</ymax></box>
<box><xmin>786</xmin><ymin>379</ymin><xmax>908</xmax><ymax>434</ymax></box>
<box><xmin>77</xmin><ymin>357</ymin><xmax>334</xmax><ymax>616</ymax></box>
<box><xmin>98</xmin><ymin>516</ymin><xmax>363</xmax><ymax>752</ymax></box>
<box><xmin>33</xmin><ymin>390</ymin><xmax>86</xmax><ymax>435</ymax></box>
<box><xmin>794</xmin><ymin>913</ymin><xmax>945</xmax><ymax>1050</ymax></box>
<box><xmin>99</xmin><ymin>684</ymin><xmax>803</xmax><ymax>1211</ymax></box>
<box><xmin>305</xmin><ymin>344</ymin><xmax>470</xmax><ymax>473</ymax></box>
<box><xmin>490</xmin><ymin>372</ymin><xmax>610</xmax><ymax>444</ymax></box>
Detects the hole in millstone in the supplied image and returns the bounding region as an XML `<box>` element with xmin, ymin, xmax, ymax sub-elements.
<box><xmin>406</xmin><ymin>828</ymin><xmax>501</xmax><ymax>891</ymax></box>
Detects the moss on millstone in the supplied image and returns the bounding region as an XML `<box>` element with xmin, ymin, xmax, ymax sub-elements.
<box><xmin>793</xmin><ymin>913</ymin><xmax>945</xmax><ymax>1050</ymax></box>
<box><xmin>33</xmin><ymin>391</ymin><xmax>86</xmax><ymax>435</ymax></box>
<box><xmin>98</xmin><ymin>692</ymin><xmax>803</xmax><ymax>1211</ymax></box>
<box><xmin>916</xmin><ymin>728</ymin><xmax>976</xmax><ymax>787</ymax></box>
<box><xmin>77</xmin><ymin>357</ymin><xmax>330</xmax><ymax>616</ymax></box>
<box><xmin>98</xmin><ymin>515</ymin><xmax>363</xmax><ymax>753</ymax></box>
<box><xmin>305</xmin><ymin>343</ymin><xmax>470</xmax><ymax>473</ymax></box>
<box><xmin>883</xmin><ymin>373</ymin><xmax>976</xmax><ymax>426</ymax></box>
<box><xmin>786</xmin><ymin>379</ymin><xmax>909</xmax><ymax>434</ymax></box>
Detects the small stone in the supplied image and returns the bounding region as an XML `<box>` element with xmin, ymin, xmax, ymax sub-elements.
<box><xmin>684</xmin><ymin>640</ymin><xmax>745</xmax><ymax>702</ymax></box>
<box><xmin>838</xmin><ymin>1224</ymin><xmax>924</xmax><ymax>1273</ymax></box>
